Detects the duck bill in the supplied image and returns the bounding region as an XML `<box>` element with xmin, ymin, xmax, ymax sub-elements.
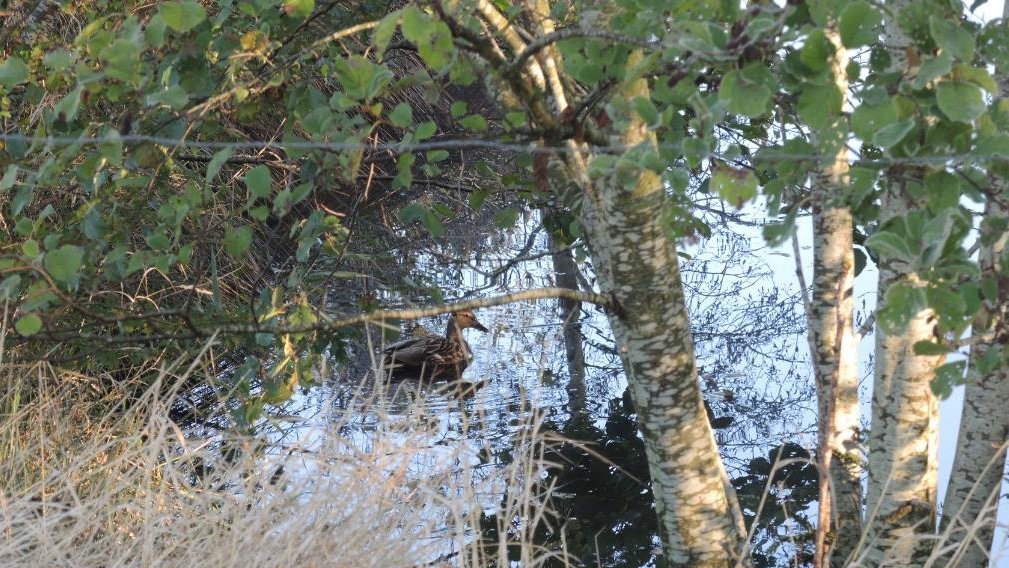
<box><xmin>473</xmin><ymin>321</ymin><xmax>489</xmax><ymax>333</ymax></box>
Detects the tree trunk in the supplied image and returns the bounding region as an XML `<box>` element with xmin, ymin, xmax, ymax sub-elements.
<box><xmin>569</xmin><ymin>50</ymin><xmax>749</xmax><ymax>566</ymax></box>
<box><xmin>863</xmin><ymin>182</ymin><xmax>942</xmax><ymax>565</ymax></box>
<box><xmin>938</xmin><ymin>8</ymin><xmax>1009</xmax><ymax>560</ymax></box>
<box><xmin>860</xmin><ymin>6</ymin><xmax>944</xmax><ymax>564</ymax></box>
<box><xmin>939</xmin><ymin>196</ymin><xmax>1009</xmax><ymax>567</ymax></box>
<box><xmin>808</xmin><ymin>28</ymin><xmax>863</xmax><ymax>568</ymax></box>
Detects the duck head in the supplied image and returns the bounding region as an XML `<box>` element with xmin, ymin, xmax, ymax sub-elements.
<box><xmin>451</xmin><ymin>310</ymin><xmax>488</xmax><ymax>332</ymax></box>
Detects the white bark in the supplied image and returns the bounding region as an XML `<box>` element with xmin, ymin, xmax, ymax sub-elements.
<box><xmin>939</xmin><ymin>194</ymin><xmax>1009</xmax><ymax>568</ymax></box>
<box><xmin>572</xmin><ymin>51</ymin><xmax>749</xmax><ymax>566</ymax></box>
<box><xmin>809</xmin><ymin>28</ymin><xmax>862</xmax><ymax>568</ymax></box>
<box><xmin>862</xmin><ymin>6</ymin><xmax>943</xmax><ymax>563</ymax></box>
<box><xmin>863</xmin><ymin>190</ymin><xmax>943</xmax><ymax>566</ymax></box>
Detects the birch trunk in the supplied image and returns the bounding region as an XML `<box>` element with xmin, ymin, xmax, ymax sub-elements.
<box><xmin>864</xmin><ymin>186</ymin><xmax>943</xmax><ymax>565</ymax></box>
<box><xmin>456</xmin><ymin>4</ymin><xmax>748</xmax><ymax>562</ymax></box>
<box><xmin>570</xmin><ymin>51</ymin><xmax>749</xmax><ymax>567</ymax></box>
<box><xmin>862</xmin><ymin>6</ymin><xmax>943</xmax><ymax>563</ymax></box>
<box><xmin>809</xmin><ymin>29</ymin><xmax>862</xmax><ymax>568</ymax></box>
<box><xmin>937</xmin><ymin>9</ymin><xmax>1009</xmax><ymax>560</ymax></box>
<box><xmin>939</xmin><ymin>197</ymin><xmax>1009</xmax><ymax>567</ymax></box>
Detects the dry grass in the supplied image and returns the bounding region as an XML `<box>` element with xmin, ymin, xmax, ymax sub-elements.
<box><xmin>0</xmin><ymin>344</ymin><xmax>565</xmax><ymax>567</ymax></box>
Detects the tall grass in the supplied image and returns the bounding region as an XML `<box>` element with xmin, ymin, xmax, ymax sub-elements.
<box><xmin>0</xmin><ymin>343</ymin><xmax>564</xmax><ymax>567</ymax></box>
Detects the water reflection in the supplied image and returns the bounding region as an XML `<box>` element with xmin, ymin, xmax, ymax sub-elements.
<box><xmin>185</xmin><ymin>206</ymin><xmax>818</xmax><ymax>566</ymax></box>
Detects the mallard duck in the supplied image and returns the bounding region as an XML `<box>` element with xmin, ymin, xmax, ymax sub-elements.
<box><xmin>381</xmin><ymin>310</ymin><xmax>488</xmax><ymax>381</ymax></box>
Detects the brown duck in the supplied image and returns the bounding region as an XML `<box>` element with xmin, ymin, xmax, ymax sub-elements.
<box><xmin>381</xmin><ymin>310</ymin><xmax>488</xmax><ymax>381</ymax></box>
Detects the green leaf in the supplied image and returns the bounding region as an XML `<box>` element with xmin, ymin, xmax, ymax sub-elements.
<box><xmin>0</xmin><ymin>275</ymin><xmax>21</xmax><ymax>300</ymax></box>
<box><xmin>913</xmin><ymin>53</ymin><xmax>954</xmax><ymax>90</ymax></box>
<box><xmin>460</xmin><ymin>114</ymin><xmax>487</xmax><ymax>132</ymax></box>
<box><xmin>801</xmin><ymin>29</ymin><xmax>832</xmax><ymax>72</ymax></box>
<box><xmin>145</xmin><ymin>85</ymin><xmax>189</xmax><ymax>109</ymax></box>
<box><xmin>389</xmin><ymin>103</ymin><xmax>413</xmax><ymax>128</ymax></box>
<box><xmin>839</xmin><ymin>1</ymin><xmax>882</xmax><ymax>48</ymax></box>
<box><xmin>415</xmin><ymin>121</ymin><xmax>437</xmax><ymax>140</ymax></box>
<box><xmin>936</xmin><ymin>81</ymin><xmax>985</xmax><ymax>123</ymax></box>
<box><xmin>494</xmin><ymin>208</ymin><xmax>520</xmax><ymax>229</ymax></box>
<box><xmin>0</xmin><ymin>56</ymin><xmax>29</xmax><ymax>88</ymax></box>
<box><xmin>0</xmin><ymin>164</ymin><xmax>17</xmax><ymax>192</ymax></box>
<box><xmin>372</xmin><ymin>10</ymin><xmax>400</xmax><ymax>58</ymax></box>
<box><xmin>244</xmin><ymin>165</ymin><xmax>272</xmax><ymax>199</ymax></box>
<box><xmin>930</xmin><ymin>16</ymin><xmax>975</xmax><ymax>62</ymax></box>
<box><xmin>798</xmin><ymin>84</ymin><xmax>842</xmax><ymax>131</ymax></box>
<box><xmin>719</xmin><ymin>65</ymin><xmax>772</xmax><ymax>118</ymax></box>
<box><xmin>398</xmin><ymin>203</ymin><xmax>444</xmax><ymax>237</ymax></box>
<box><xmin>913</xmin><ymin>340</ymin><xmax>949</xmax><ymax>355</ymax></box>
<box><xmin>851</xmin><ymin>100</ymin><xmax>899</xmax><ymax>141</ymax></box>
<box><xmin>15</xmin><ymin>314</ymin><xmax>42</xmax><ymax>337</ymax></box>
<box><xmin>878</xmin><ymin>283</ymin><xmax>926</xmax><ymax>334</ymax></box>
<box><xmin>42</xmin><ymin>49</ymin><xmax>73</xmax><ymax>72</ymax></box>
<box><xmin>21</xmin><ymin>239</ymin><xmax>40</xmax><ymax>258</ymax></box>
<box><xmin>873</xmin><ymin>119</ymin><xmax>915</xmax><ymax>149</ymax></box>
<box><xmin>282</xmin><ymin>0</ymin><xmax>314</xmax><ymax>19</ymax></box>
<box><xmin>866</xmin><ymin>230</ymin><xmax>914</xmax><ymax>262</ymax></box>
<box><xmin>711</xmin><ymin>168</ymin><xmax>758</xmax><ymax>208</ymax></box>
<box><xmin>43</xmin><ymin>244</ymin><xmax>84</xmax><ymax>284</ymax></box>
<box><xmin>207</xmin><ymin>147</ymin><xmax>234</xmax><ymax>183</ymax></box>
<box><xmin>931</xmin><ymin>361</ymin><xmax>967</xmax><ymax>399</ymax></box>
<box><xmin>224</xmin><ymin>225</ymin><xmax>253</xmax><ymax>257</ymax></box>
<box><xmin>953</xmin><ymin>64</ymin><xmax>997</xmax><ymax>92</ymax></box>
<box><xmin>159</xmin><ymin>1</ymin><xmax>207</xmax><ymax>33</ymax></box>
<box><xmin>633</xmin><ymin>96</ymin><xmax>660</xmax><ymax>126</ymax></box>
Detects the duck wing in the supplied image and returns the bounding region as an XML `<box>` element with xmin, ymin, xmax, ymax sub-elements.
<box><xmin>382</xmin><ymin>336</ymin><xmax>467</xmax><ymax>368</ymax></box>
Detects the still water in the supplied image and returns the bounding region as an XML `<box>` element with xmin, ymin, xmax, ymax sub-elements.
<box><xmin>244</xmin><ymin>209</ymin><xmax>816</xmax><ymax>566</ymax></box>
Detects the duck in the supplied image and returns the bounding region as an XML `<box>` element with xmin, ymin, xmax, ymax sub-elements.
<box><xmin>381</xmin><ymin>310</ymin><xmax>488</xmax><ymax>381</ymax></box>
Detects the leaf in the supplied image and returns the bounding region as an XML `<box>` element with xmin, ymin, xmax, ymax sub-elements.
<box><xmin>873</xmin><ymin>119</ymin><xmax>915</xmax><ymax>149</ymax></box>
<box><xmin>839</xmin><ymin>1</ymin><xmax>882</xmax><ymax>48</ymax></box>
<box><xmin>719</xmin><ymin>65</ymin><xmax>772</xmax><ymax>118</ymax></box>
<box><xmin>224</xmin><ymin>225</ymin><xmax>253</xmax><ymax>257</ymax></box>
<box><xmin>851</xmin><ymin>100</ymin><xmax>899</xmax><ymax>141</ymax></box>
<box><xmin>800</xmin><ymin>29</ymin><xmax>832</xmax><ymax>72</ymax></box>
<box><xmin>798</xmin><ymin>84</ymin><xmax>842</xmax><ymax>131</ymax></box>
<box><xmin>372</xmin><ymin>10</ymin><xmax>400</xmax><ymax>58</ymax></box>
<box><xmin>866</xmin><ymin>230</ymin><xmax>914</xmax><ymax>262</ymax></box>
<box><xmin>460</xmin><ymin>114</ymin><xmax>487</xmax><ymax>132</ymax></box>
<box><xmin>878</xmin><ymin>283</ymin><xmax>926</xmax><ymax>334</ymax></box>
<box><xmin>929</xmin><ymin>16</ymin><xmax>975</xmax><ymax>62</ymax></box>
<box><xmin>912</xmin><ymin>53</ymin><xmax>954</xmax><ymax>90</ymax></box>
<box><xmin>145</xmin><ymin>85</ymin><xmax>189</xmax><ymax>109</ymax></box>
<box><xmin>244</xmin><ymin>165</ymin><xmax>272</xmax><ymax>199</ymax></box>
<box><xmin>15</xmin><ymin>314</ymin><xmax>42</xmax><ymax>337</ymax></box>
<box><xmin>0</xmin><ymin>164</ymin><xmax>17</xmax><ymax>192</ymax></box>
<box><xmin>207</xmin><ymin>147</ymin><xmax>234</xmax><ymax>183</ymax></box>
<box><xmin>494</xmin><ymin>208</ymin><xmax>520</xmax><ymax>228</ymax></box>
<box><xmin>21</xmin><ymin>239</ymin><xmax>40</xmax><ymax>258</ymax></box>
<box><xmin>936</xmin><ymin>81</ymin><xmax>985</xmax><ymax>123</ymax></box>
<box><xmin>282</xmin><ymin>0</ymin><xmax>314</xmax><ymax>19</ymax></box>
<box><xmin>711</xmin><ymin>168</ymin><xmax>758</xmax><ymax>208</ymax></box>
<box><xmin>0</xmin><ymin>56</ymin><xmax>30</xmax><ymax>87</ymax></box>
<box><xmin>398</xmin><ymin>203</ymin><xmax>444</xmax><ymax>237</ymax></box>
<box><xmin>43</xmin><ymin>244</ymin><xmax>84</xmax><ymax>284</ymax></box>
<box><xmin>389</xmin><ymin>102</ymin><xmax>413</xmax><ymax>128</ymax></box>
<box><xmin>0</xmin><ymin>275</ymin><xmax>21</xmax><ymax>300</ymax></box>
<box><xmin>931</xmin><ymin>361</ymin><xmax>967</xmax><ymax>399</ymax></box>
<box><xmin>159</xmin><ymin>1</ymin><xmax>207</xmax><ymax>33</ymax></box>
<box><xmin>913</xmin><ymin>340</ymin><xmax>949</xmax><ymax>355</ymax></box>
<box><xmin>633</xmin><ymin>96</ymin><xmax>660</xmax><ymax>126</ymax></box>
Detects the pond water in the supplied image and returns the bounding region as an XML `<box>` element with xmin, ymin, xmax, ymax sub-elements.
<box><xmin>226</xmin><ymin>207</ymin><xmax>819</xmax><ymax>566</ymax></box>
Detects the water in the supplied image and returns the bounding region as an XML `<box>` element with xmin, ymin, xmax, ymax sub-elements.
<box><xmin>198</xmin><ymin>206</ymin><xmax>820</xmax><ymax>566</ymax></box>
